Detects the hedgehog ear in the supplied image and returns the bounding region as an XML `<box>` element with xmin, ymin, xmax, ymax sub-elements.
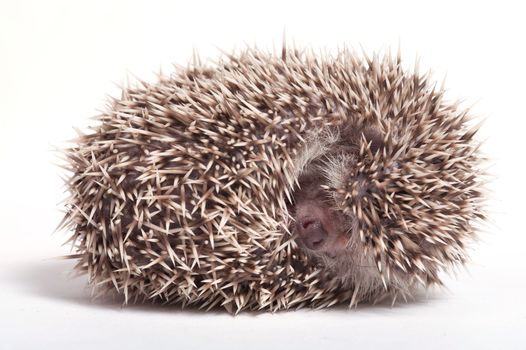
<box><xmin>361</xmin><ymin>128</ymin><xmax>383</xmax><ymax>153</ymax></box>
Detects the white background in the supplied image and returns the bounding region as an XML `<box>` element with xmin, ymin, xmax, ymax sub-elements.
<box><xmin>1</xmin><ymin>1</ymin><xmax>525</xmax><ymax>349</ymax></box>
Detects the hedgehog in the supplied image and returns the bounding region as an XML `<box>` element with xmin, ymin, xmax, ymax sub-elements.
<box><xmin>59</xmin><ymin>45</ymin><xmax>486</xmax><ymax>313</ymax></box>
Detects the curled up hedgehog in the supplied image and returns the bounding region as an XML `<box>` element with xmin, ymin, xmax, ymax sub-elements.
<box><xmin>59</xmin><ymin>45</ymin><xmax>486</xmax><ymax>313</ymax></box>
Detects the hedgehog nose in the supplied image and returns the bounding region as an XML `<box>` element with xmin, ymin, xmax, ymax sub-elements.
<box><xmin>297</xmin><ymin>218</ymin><xmax>327</xmax><ymax>250</ymax></box>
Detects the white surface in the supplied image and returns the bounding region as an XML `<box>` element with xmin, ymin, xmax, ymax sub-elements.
<box><xmin>0</xmin><ymin>1</ymin><xmax>525</xmax><ymax>349</ymax></box>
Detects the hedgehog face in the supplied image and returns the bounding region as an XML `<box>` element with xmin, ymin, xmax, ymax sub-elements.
<box><xmin>291</xmin><ymin>126</ymin><xmax>403</xmax><ymax>293</ymax></box>
<box><xmin>292</xmin><ymin>130</ymin><xmax>374</xmax><ymax>251</ymax></box>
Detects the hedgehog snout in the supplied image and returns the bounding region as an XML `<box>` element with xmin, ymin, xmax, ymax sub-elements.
<box><xmin>293</xmin><ymin>200</ymin><xmax>349</xmax><ymax>254</ymax></box>
<box><xmin>296</xmin><ymin>217</ymin><xmax>328</xmax><ymax>250</ymax></box>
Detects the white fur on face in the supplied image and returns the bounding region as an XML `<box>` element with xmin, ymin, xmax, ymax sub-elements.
<box><xmin>293</xmin><ymin>128</ymin><xmax>340</xmax><ymax>180</ymax></box>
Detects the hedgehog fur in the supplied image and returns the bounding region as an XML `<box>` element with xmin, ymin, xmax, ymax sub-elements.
<box><xmin>60</xmin><ymin>45</ymin><xmax>486</xmax><ymax>313</ymax></box>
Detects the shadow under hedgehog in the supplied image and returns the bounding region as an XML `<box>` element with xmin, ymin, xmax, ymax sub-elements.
<box><xmin>60</xmin><ymin>45</ymin><xmax>486</xmax><ymax>313</ymax></box>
